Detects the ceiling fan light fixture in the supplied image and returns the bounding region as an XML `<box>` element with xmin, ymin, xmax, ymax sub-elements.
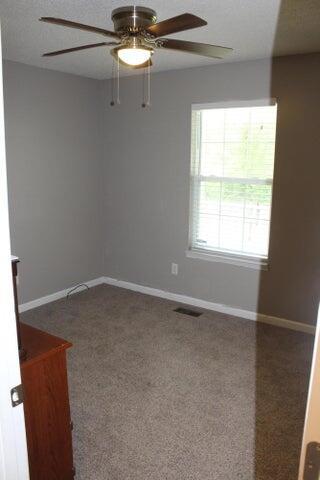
<box><xmin>117</xmin><ymin>46</ymin><xmax>152</xmax><ymax>66</ymax></box>
<box><xmin>41</xmin><ymin>9</ymin><xmax>233</xmax><ymax>70</ymax></box>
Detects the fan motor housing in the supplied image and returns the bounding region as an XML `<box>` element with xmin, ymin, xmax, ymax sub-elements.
<box><xmin>111</xmin><ymin>6</ymin><xmax>157</xmax><ymax>32</ymax></box>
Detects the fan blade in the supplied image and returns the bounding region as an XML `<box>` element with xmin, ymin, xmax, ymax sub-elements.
<box><xmin>146</xmin><ymin>13</ymin><xmax>206</xmax><ymax>38</ymax></box>
<box><xmin>110</xmin><ymin>49</ymin><xmax>153</xmax><ymax>69</ymax></box>
<box><xmin>39</xmin><ymin>17</ymin><xmax>119</xmax><ymax>39</ymax></box>
<box><xmin>43</xmin><ymin>42</ymin><xmax>119</xmax><ymax>57</ymax></box>
<box><xmin>158</xmin><ymin>38</ymin><xmax>233</xmax><ymax>59</ymax></box>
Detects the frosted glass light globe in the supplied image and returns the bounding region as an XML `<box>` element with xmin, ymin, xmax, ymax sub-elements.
<box><xmin>118</xmin><ymin>48</ymin><xmax>151</xmax><ymax>66</ymax></box>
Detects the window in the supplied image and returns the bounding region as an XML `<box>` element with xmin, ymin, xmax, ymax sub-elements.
<box><xmin>188</xmin><ymin>100</ymin><xmax>277</xmax><ymax>268</ymax></box>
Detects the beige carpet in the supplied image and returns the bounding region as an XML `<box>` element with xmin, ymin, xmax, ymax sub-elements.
<box><xmin>22</xmin><ymin>284</ymin><xmax>314</xmax><ymax>479</ymax></box>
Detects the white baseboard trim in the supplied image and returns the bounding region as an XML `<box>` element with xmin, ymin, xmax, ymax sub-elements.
<box><xmin>19</xmin><ymin>277</ymin><xmax>105</xmax><ymax>313</ymax></box>
<box><xmin>102</xmin><ymin>276</ymin><xmax>316</xmax><ymax>335</ymax></box>
<box><xmin>19</xmin><ymin>275</ymin><xmax>315</xmax><ymax>335</ymax></box>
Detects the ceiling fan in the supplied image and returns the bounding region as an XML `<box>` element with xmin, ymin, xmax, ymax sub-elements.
<box><xmin>40</xmin><ymin>6</ymin><xmax>233</xmax><ymax>68</ymax></box>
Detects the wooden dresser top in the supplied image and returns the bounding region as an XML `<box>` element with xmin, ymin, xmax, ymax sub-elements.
<box><xmin>20</xmin><ymin>323</ymin><xmax>72</xmax><ymax>369</ymax></box>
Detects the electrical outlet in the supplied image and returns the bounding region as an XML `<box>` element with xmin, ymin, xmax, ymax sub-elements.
<box><xmin>171</xmin><ymin>263</ymin><xmax>178</xmax><ymax>275</ymax></box>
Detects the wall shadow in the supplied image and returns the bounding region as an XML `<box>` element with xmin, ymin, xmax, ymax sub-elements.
<box><xmin>255</xmin><ymin>1</ymin><xmax>320</xmax><ymax>478</ymax></box>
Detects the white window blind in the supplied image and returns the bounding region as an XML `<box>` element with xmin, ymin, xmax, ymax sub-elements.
<box><xmin>189</xmin><ymin>101</ymin><xmax>277</xmax><ymax>263</ymax></box>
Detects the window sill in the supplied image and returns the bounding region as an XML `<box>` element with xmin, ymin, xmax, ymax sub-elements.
<box><xmin>186</xmin><ymin>249</ymin><xmax>269</xmax><ymax>271</ymax></box>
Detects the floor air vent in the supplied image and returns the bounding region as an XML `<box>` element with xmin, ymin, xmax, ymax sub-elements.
<box><xmin>174</xmin><ymin>307</ymin><xmax>202</xmax><ymax>317</ymax></box>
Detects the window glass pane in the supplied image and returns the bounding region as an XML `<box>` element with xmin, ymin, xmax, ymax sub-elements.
<box><xmin>190</xmin><ymin>102</ymin><xmax>277</xmax><ymax>259</ymax></box>
<box><xmin>201</xmin><ymin>109</ymin><xmax>225</xmax><ymax>142</ymax></box>
<box><xmin>245</xmin><ymin>185</ymin><xmax>272</xmax><ymax>221</ymax></box>
<box><xmin>199</xmin><ymin>181</ymin><xmax>221</xmax><ymax>215</ymax></box>
<box><xmin>194</xmin><ymin>213</ymin><xmax>219</xmax><ymax>249</ymax></box>
<box><xmin>224</xmin><ymin>108</ymin><xmax>251</xmax><ymax>143</ymax></box>
<box><xmin>199</xmin><ymin>105</ymin><xmax>277</xmax><ymax>181</ymax></box>
<box><xmin>200</xmin><ymin>143</ymin><xmax>224</xmax><ymax>176</ymax></box>
<box><xmin>220</xmin><ymin>216</ymin><xmax>243</xmax><ymax>252</ymax></box>
<box><xmin>220</xmin><ymin>183</ymin><xmax>245</xmax><ymax>217</ymax></box>
<box><xmin>243</xmin><ymin>219</ymin><xmax>269</xmax><ymax>256</ymax></box>
<box><xmin>223</xmin><ymin>143</ymin><xmax>248</xmax><ymax>178</ymax></box>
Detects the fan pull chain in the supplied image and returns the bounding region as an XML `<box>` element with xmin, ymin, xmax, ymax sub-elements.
<box><xmin>116</xmin><ymin>55</ymin><xmax>120</xmax><ymax>104</ymax></box>
<box><xmin>110</xmin><ymin>59</ymin><xmax>115</xmax><ymax>106</ymax></box>
<box><xmin>110</xmin><ymin>57</ymin><xmax>120</xmax><ymax>106</ymax></box>
<box><xmin>142</xmin><ymin>59</ymin><xmax>151</xmax><ymax>108</ymax></box>
<box><xmin>142</xmin><ymin>65</ymin><xmax>145</xmax><ymax>107</ymax></box>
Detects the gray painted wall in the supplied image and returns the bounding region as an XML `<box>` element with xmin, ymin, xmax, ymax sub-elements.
<box><xmin>3</xmin><ymin>55</ymin><xmax>319</xmax><ymax>325</ymax></box>
<box><xmin>102</xmin><ymin>54</ymin><xmax>320</xmax><ymax>325</ymax></box>
<box><xmin>3</xmin><ymin>61</ymin><xmax>104</xmax><ymax>303</ymax></box>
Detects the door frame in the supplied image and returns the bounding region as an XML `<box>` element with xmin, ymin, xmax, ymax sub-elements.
<box><xmin>298</xmin><ymin>304</ymin><xmax>320</xmax><ymax>479</ymax></box>
<box><xmin>0</xmin><ymin>19</ymin><xmax>29</xmax><ymax>480</ymax></box>
<box><xmin>0</xmin><ymin>11</ymin><xmax>318</xmax><ymax>480</ymax></box>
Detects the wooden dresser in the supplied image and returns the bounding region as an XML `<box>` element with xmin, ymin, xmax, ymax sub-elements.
<box><xmin>20</xmin><ymin>323</ymin><xmax>75</xmax><ymax>480</ymax></box>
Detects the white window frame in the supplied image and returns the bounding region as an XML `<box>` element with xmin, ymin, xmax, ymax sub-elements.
<box><xmin>187</xmin><ymin>99</ymin><xmax>277</xmax><ymax>270</ymax></box>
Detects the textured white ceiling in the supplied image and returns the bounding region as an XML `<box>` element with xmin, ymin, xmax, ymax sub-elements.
<box><xmin>1</xmin><ymin>0</ymin><xmax>320</xmax><ymax>80</ymax></box>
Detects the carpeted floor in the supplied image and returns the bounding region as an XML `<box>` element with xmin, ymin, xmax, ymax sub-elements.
<box><xmin>22</xmin><ymin>285</ymin><xmax>314</xmax><ymax>479</ymax></box>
